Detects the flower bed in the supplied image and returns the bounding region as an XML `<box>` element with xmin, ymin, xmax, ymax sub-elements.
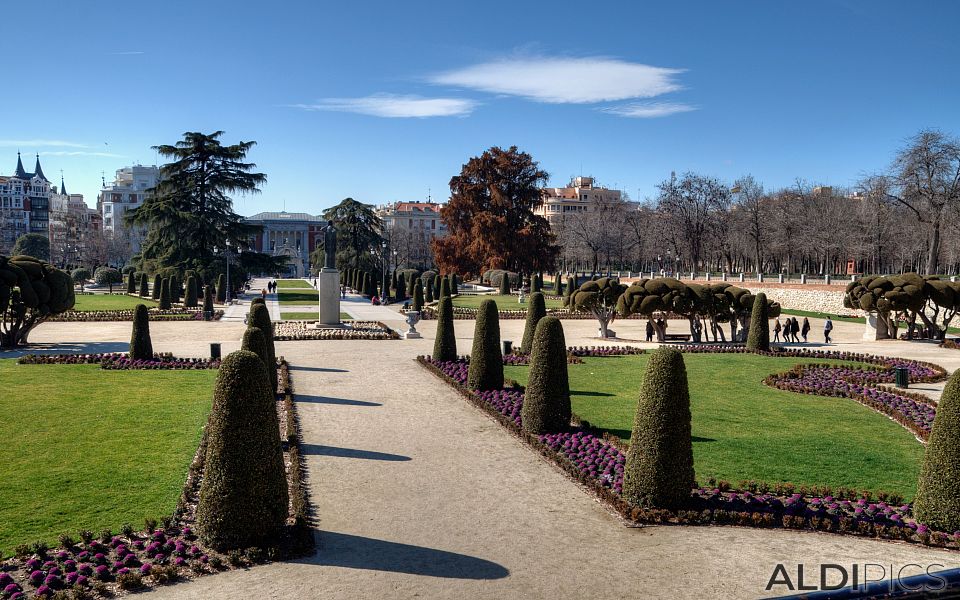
<box><xmin>0</xmin><ymin>361</ymin><xmax>313</xmax><ymax>598</ymax></box>
<box><xmin>49</xmin><ymin>308</ymin><xmax>223</xmax><ymax>322</ymax></box>
<box><xmin>420</xmin><ymin>306</ymin><xmax>657</xmax><ymax>320</ymax></box>
<box><xmin>273</xmin><ymin>320</ymin><xmax>399</xmax><ymax>341</ymax></box>
<box><xmin>18</xmin><ymin>353</ymin><xmax>220</xmax><ymax>370</ymax></box>
<box><xmin>417</xmin><ymin>347</ymin><xmax>959</xmax><ymax>549</ymax></box>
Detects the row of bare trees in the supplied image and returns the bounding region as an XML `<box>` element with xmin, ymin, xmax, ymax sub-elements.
<box><xmin>553</xmin><ymin>129</ymin><xmax>960</xmax><ymax>276</ymax></box>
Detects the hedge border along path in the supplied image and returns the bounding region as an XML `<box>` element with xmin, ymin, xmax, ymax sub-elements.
<box><xmin>272</xmin><ymin>320</ymin><xmax>399</xmax><ymax>341</ymax></box>
<box><xmin>49</xmin><ymin>308</ymin><xmax>224</xmax><ymax>322</ymax></box>
<box><xmin>18</xmin><ymin>353</ymin><xmax>221</xmax><ymax>370</ymax></box>
<box><xmin>417</xmin><ymin>347</ymin><xmax>960</xmax><ymax>551</ymax></box>
<box><xmin>0</xmin><ymin>360</ymin><xmax>313</xmax><ymax>598</ymax></box>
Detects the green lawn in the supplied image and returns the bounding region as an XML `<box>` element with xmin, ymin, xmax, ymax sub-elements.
<box><xmin>275</xmin><ymin>279</ymin><xmax>314</xmax><ymax>289</ymax></box>
<box><xmin>277</xmin><ymin>289</ymin><xmax>319</xmax><ymax>306</ymax></box>
<box><xmin>452</xmin><ymin>294</ymin><xmax>565</xmax><ymax>310</ymax></box>
<box><xmin>72</xmin><ymin>294</ymin><xmax>158</xmax><ymax>311</ymax></box>
<box><xmin>504</xmin><ymin>353</ymin><xmax>924</xmax><ymax>499</ymax></box>
<box><xmin>0</xmin><ymin>361</ymin><xmax>216</xmax><ymax>553</ymax></box>
<box><xmin>281</xmin><ymin>311</ymin><xmax>351</xmax><ymax>320</ymax></box>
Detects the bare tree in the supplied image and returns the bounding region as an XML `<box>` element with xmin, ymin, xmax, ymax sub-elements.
<box><xmin>655</xmin><ymin>172</ymin><xmax>731</xmax><ymax>271</ymax></box>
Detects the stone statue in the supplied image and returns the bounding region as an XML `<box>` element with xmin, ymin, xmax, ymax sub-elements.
<box><xmin>323</xmin><ymin>221</ymin><xmax>337</xmax><ymax>270</ymax></box>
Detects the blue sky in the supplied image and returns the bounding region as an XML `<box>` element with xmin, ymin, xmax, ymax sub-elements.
<box><xmin>2</xmin><ymin>1</ymin><xmax>958</xmax><ymax>215</ymax></box>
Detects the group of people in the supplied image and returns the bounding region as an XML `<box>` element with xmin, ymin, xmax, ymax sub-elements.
<box><xmin>774</xmin><ymin>317</ymin><xmax>808</xmax><ymax>343</ymax></box>
<box><xmin>265</xmin><ymin>280</ymin><xmax>278</xmax><ymax>293</ymax></box>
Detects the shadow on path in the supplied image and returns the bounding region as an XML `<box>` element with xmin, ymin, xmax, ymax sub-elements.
<box><xmin>296</xmin><ymin>395</ymin><xmax>381</xmax><ymax>407</ymax></box>
<box><xmin>0</xmin><ymin>341</ymin><xmax>128</xmax><ymax>358</ymax></box>
<box><xmin>288</xmin><ymin>365</ymin><xmax>349</xmax><ymax>373</ymax></box>
<box><xmin>301</xmin><ymin>444</ymin><xmax>411</xmax><ymax>461</ymax></box>
<box><xmin>302</xmin><ymin>531</ymin><xmax>510</xmax><ymax>580</ymax></box>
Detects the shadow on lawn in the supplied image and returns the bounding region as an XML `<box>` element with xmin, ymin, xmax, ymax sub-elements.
<box><xmin>0</xmin><ymin>341</ymin><xmax>128</xmax><ymax>358</ymax></box>
<box><xmin>570</xmin><ymin>390</ymin><xmax>614</xmax><ymax>397</ymax></box>
<box><xmin>301</xmin><ymin>444</ymin><xmax>411</xmax><ymax>461</ymax></box>
<box><xmin>302</xmin><ymin>531</ymin><xmax>509</xmax><ymax>579</ymax></box>
<box><xmin>296</xmin><ymin>395</ymin><xmax>381</xmax><ymax>407</ymax></box>
<box><xmin>604</xmin><ymin>427</ymin><xmax>716</xmax><ymax>444</ymax></box>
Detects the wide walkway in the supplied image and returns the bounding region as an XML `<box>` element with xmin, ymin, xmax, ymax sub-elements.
<box><xmin>142</xmin><ymin>321</ymin><xmax>960</xmax><ymax>600</ymax></box>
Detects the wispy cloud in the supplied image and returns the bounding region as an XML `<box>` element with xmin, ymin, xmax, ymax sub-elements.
<box><xmin>290</xmin><ymin>94</ymin><xmax>477</xmax><ymax>118</ymax></box>
<box><xmin>430</xmin><ymin>56</ymin><xmax>685</xmax><ymax>104</ymax></box>
<box><xmin>0</xmin><ymin>140</ymin><xmax>89</xmax><ymax>148</ymax></box>
<box><xmin>39</xmin><ymin>151</ymin><xmax>126</xmax><ymax>158</ymax></box>
<box><xmin>107</xmin><ymin>51</ymin><xmax>145</xmax><ymax>55</ymax></box>
<box><xmin>600</xmin><ymin>102</ymin><xmax>697</xmax><ymax>118</ymax></box>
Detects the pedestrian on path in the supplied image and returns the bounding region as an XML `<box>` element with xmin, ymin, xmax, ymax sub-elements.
<box><xmin>645</xmin><ymin>321</ymin><xmax>654</xmax><ymax>342</ymax></box>
<box><xmin>824</xmin><ymin>316</ymin><xmax>833</xmax><ymax>344</ymax></box>
<box><xmin>773</xmin><ymin>319</ymin><xmax>782</xmax><ymax>342</ymax></box>
<box><xmin>791</xmin><ymin>317</ymin><xmax>801</xmax><ymax>343</ymax></box>
<box><xmin>261</xmin><ymin>288</ymin><xmax>267</xmax><ymax>300</ymax></box>
<box><xmin>801</xmin><ymin>317</ymin><xmax>810</xmax><ymax>342</ymax></box>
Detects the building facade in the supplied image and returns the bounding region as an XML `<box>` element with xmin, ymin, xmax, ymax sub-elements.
<box><xmin>376</xmin><ymin>201</ymin><xmax>446</xmax><ymax>269</ymax></box>
<box><xmin>244</xmin><ymin>211</ymin><xmax>325</xmax><ymax>277</ymax></box>
<box><xmin>0</xmin><ymin>153</ymin><xmax>52</xmax><ymax>252</ymax></box>
<box><xmin>49</xmin><ymin>178</ymin><xmax>101</xmax><ymax>267</ymax></box>
<box><xmin>537</xmin><ymin>176</ymin><xmax>623</xmax><ymax>224</ymax></box>
<box><xmin>98</xmin><ymin>165</ymin><xmax>160</xmax><ymax>253</ymax></box>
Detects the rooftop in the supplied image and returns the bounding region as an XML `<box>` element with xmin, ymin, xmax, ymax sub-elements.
<box><xmin>245</xmin><ymin>211</ymin><xmax>325</xmax><ymax>222</ymax></box>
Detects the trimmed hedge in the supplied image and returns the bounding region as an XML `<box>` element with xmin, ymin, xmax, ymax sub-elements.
<box><xmin>216</xmin><ymin>274</ymin><xmax>226</xmax><ymax>303</ymax></box>
<box><xmin>439</xmin><ymin>275</ymin><xmax>450</xmax><ymax>299</ymax></box>
<box><xmin>622</xmin><ymin>346</ymin><xmax>695</xmax><ymax>510</ymax></box>
<box><xmin>520</xmin><ymin>292</ymin><xmax>547</xmax><ymax>354</ymax></box>
<box><xmin>152</xmin><ymin>274</ymin><xmax>162</xmax><ymax>300</ymax></box>
<box><xmin>159</xmin><ymin>278</ymin><xmax>171</xmax><ymax>310</ymax></box>
<box><xmin>914</xmin><ymin>370</ymin><xmax>960</xmax><ymax>531</ymax></box>
<box><xmin>203</xmin><ymin>284</ymin><xmax>214</xmax><ymax>318</ymax></box>
<box><xmin>196</xmin><ymin>350</ymin><xmax>288</xmax><ymax>550</ymax></box>
<box><xmin>241</xmin><ymin>326</ymin><xmax>270</xmax><ymax>375</ymax></box>
<box><xmin>467</xmin><ymin>299</ymin><xmax>503</xmax><ymax>391</ymax></box>
<box><xmin>413</xmin><ymin>279</ymin><xmax>424</xmax><ymax>312</ymax></box>
<box><xmin>126</xmin><ymin>271</ymin><xmax>136</xmax><ymax>294</ymax></box>
<box><xmin>499</xmin><ymin>274</ymin><xmax>510</xmax><ymax>295</ymax></box>
<box><xmin>185</xmin><ymin>275</ymin><xmax>199</xmax><ymax>308</ymax></box>
<box><xmin>433</xmin><ymin>296</ymin><xmax>457</xmax><ymax>362</ymax></box>
<box><xmin>521</xmin><ymin>316</ymin><xmax>571</xmax><ymax>434</ymax></box>
<box><xmin>138</xmin><ymin>272</ymin><xmax>149</xmax><ymax>297</ymax></box>
<box><xmin>129</xmin><ymin>303</ymin><xmax>153</xmax><ymax>360</ymax></box>
<box><xmin>249</xmin><ymin>303</ymin><xmax>277</xmax><ymax>394</ymax></box>
<box><xmin>746</xmin><ymin>291</ymin><xmax>770</xmax><ymax>351</ymax></box>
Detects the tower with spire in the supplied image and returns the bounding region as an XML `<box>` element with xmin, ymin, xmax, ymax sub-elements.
<box><xmin>2</xmin><ymin>152</ymin><xmax>52</xmax><ymax>245</ymax></box>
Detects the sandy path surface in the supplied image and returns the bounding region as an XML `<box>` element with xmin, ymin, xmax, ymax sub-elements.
<box><xmin>10</xmin><ymin>308</ymin><xmax>960</xmax><ymax>598</ymax></box>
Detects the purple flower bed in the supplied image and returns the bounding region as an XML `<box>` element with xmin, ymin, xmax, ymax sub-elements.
<box><xmin>18</xmin><ymin>353</ymin><xmax>220</xmax><ymax>370</ymax></box>
<box><xmin>419</xmin><ymin>348</ymin><xmax>959</xmax><ymax>549</ymax></box>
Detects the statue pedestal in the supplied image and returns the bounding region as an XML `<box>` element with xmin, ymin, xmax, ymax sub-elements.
<box><xmin>316</xmin><ymin>268</ymin><xmax>342</xmax><ymax>328</ymax></box>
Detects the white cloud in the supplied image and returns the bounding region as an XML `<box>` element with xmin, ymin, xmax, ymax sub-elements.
<box><xmin>39</xmin><ymin>151</ymin><xmax>126</xmax><ymax>158</ymax></box>
<box><xmin>291</xmin><ymin>94</ymin><xmax>477</xmax><ymax>118</ymax></box>
<box><xmin>107</xmin><ymin>51</ymin><xmax>145</xmax><ymax>55</ymax></box>
<box><xmin>600</xmin><ymin>102</ymin><xmax>697</xmax><ymax>118</ymax></box>
<box><xmin>430</xmin><ymin>56</ymin><xmax>685</xmax><ymax>104</ymax></box>
<box><xmin>0</xmin><ymin>140</ymin><xmax>89</xmax><ymax>148</ymax></box>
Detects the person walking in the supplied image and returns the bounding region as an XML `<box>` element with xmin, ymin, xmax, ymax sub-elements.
<box><xmin>801</xmin><ymin>317</ymin><xmax>811</xmax><ymax>343</ymax></box>
<box><xmin>824</xmin><ymin>316</ymin><xmax>833</xmax><ymax>344</ymax></box>
<box><xmin>791</xmin><ymin>317</ymin><xmax>801</xmax><ymax>343</ymax></box>
<box><xmin>260</xmin><ymin>288</ymin><xmax>267</xmax><ymax>300</ymax></box>
<box><xmin>773</xmin><ymin>319</ymin><xmax>782</xmax><ymax>343</ymax></box>
<box><xmin>645</xmin><ymin>321</ymin><xmax>654</xmax><ymax>342</ymax></box>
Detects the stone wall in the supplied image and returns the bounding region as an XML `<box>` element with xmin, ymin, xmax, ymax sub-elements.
<box><xmin>739</xmin><ymin>283</ymin><xmax>863</xmax><ymax>317</ymax></box>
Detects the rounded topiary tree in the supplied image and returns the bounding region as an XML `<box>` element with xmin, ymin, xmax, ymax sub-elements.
<box><xmin>745</xmin><ymin>291</ymin><xmax>770</xmax><ymax>351</ymax></box>
<box><xmin>129</xmin><ymin>303</ymin><xmax>153</xmax><ymax>360</ymax></box>
<box><xmin>138</xmin><ymin>272</ymin><xmax>149</xmax><ymax>297</ymax></box>
<box><xmin>241</xmin><ymin>326</ymin><xmax>269</xmax><ymax>372</ymax></box>
<box><xmin>185</xmin><ymin>275</ymin><xmax>199</xmax><ymax>308</ymax></box>
<box><xmin>622</xmin><ymin>346</ymin><xmax>694</xmax><ymax>510</ymax></box>
<box><xmin>413</xmin><ymin>279</ymin><xmax>424</xmax><ymax>311</ymax></box>
<box><xmin>520</xmin><ymin>292</ymin><xmax>547</xmax><ymax>354</ymax></box>
<box><xmin>914</xmin><ymin>370</ymin><xmax>960</xmax><ymax>531</ymax></box>
<box><xmin>203</xmin><ymin>284</ymin><xmax>215</xmax><ymax>319</ymax></box>
<box><xmin>570</xmin><ymin>277</ymin><xmax>627</xmax><ymax>339</ymax></box>
<box><xmin>467</xmin><ymin>299</ymin><xmax>503</xmax><ymax>391</ymax></box>
<box><xmin>433</xmin><ymin>295</ymin><xmax>457</xmax><ymax>362</ymax></box>
<box><xmin>151</xmin><ymin>274</ymin><xmax>162</xmax><ymax>300</ymax></box>
<box><xmin>521</xmin><ymin>316</ymin><xmax>570</xmax><ymax>434</ymax></box>
<box><xmin>126</xmin><ymin>270</ymin><xmax>137</xmax><ymax>294</ymax></box>
<box><xmin>0</xmin><ymin>255</ymin><xmax>76</xmax><ymax>348</ymax></box>
<box><xmin>196</xmin><ymin>350</ymin><xmax>288</xmax><ymax>551</ymax></box>
<box><xmin>70</xmin><ymin>268</ymin><xmax>90</xmax><ymax>289</ymax></box>
<box><xmin>159</xmin><ymin>278</ymin><xmax>171</xmax><ymax>310</ymax></box>
<box><xmin>216</xmin><ymin>274</ymin><xmax>226</xmax><ymax>303</ymax></box>
<box><xmin>499</xmin><ymin>273</ymin><xmax>510</xmax><ymax>295</ymax></box>
<box><xmin>94</xmin><ymin>266</ymin><xmax>122</xmax><ymax>293</ymax></box>
<box><xmin>249</xmin><ymin>303</ymin><xmax>277</xmax><ymax>394</ymax></box>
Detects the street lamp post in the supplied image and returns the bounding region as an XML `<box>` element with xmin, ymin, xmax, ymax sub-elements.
<box><xmin>224</xmin><ymin>241</ymin><xmax>233</xmax><ymax>303</ymax></box>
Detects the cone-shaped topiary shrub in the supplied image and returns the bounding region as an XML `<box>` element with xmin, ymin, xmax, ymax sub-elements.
<box><xmin>563</xmin><ymin>277</ymin><xmax>575</xmax><ymax>306</ymax></box>
<box><xmin>407</xmin><ymin>272</ymin><xmax>417</xmax><ymax>297</ymax></box>
<box><xmin>248</xmin><ymin>303</ymin><xmax>277</xmax><ymax>394</ymax></box>
<box><xmin>467</xmin><ymin>299</ymin><xmax>503</xmax><ymax>391</ymax></box>
<box><xmin>170</xmin><ymin>274</ymin><xmax>181</xmax><ymax>304</ymax></box>
<box><xmin>521</xmin><ymin>316</ymin><xmax>570</xmax><ymax>434</ymax></box>
<box><xmin>622</xmin><ymin>346</ymin><xmax>695</xmax><ymax>510</ymax></box>
<box><xmin>914</xmin><ymin>370</ymin><xmax>960</xmax><ymax>531</ymax></box>
<box><xmin>159</xmin><ymin>278</ymin><xmax>171</xmax><ymax>310</ymax></box>
<box><xmin>433</xmin><ymin>296</ymin><xmax>457</xmax><ymax>362</ymax></box>
<box><xmin>520</xmin><ymin>292</ymin><xmax>547</xmax><ymax>354</ymax></box>
<box><xmin>554</xmin><ymin>272</ymin><xmax>563</xmax><ymax>296</ymax></box>
<box><xmin>425</xmin><ymin>278</ymin><xmax>434</xmax><ymax>303</ymax></box>
<box><xmin>499</xmin><ymin>273</ymin><xmax>510</xmax><ymax>295</ymax></box>
<box><xmin>251</xmin><ymin>297</ymin><xmax>265</xmax><ymax>306</ymax></box>
<box><xmin>531</xmin><ymin>273</ymin><xmax>542</xmax><ymax>293</ymax></box>
<box><xmin>382</xmin><ymin>270</ymin><xmax>391</xmax><ymax>300</ymax></box>
<box><xmin>241</xmin><ymin>326</ymin><xmax>269</xmax><ymax>372</ymax></box>
<box><xmin>433</xmin><ymin>275</ymin><xmax>441</xmax><ymax>300</ymax></box>
<box><xmin>138</xmin><ymin>272</ymin><xmax>149</xmax><ymax>297</ymax></box>
<box><xmin>196</xmin><ymin>350</ymin><xmax>288</xmax><ymax>551</ymax></box>
<box><xmin>413</xmin><ymin>279</ymin><xmax>424</xmax><ymax>311</ymax></box>
<box><xmin>185</xmin><ymin>275</ymin><xmax>199</xmax><ymax>308</ymax></box>
<box><xmin>216</xmin><ymin>274</ymin><xmax>226</xmax><ymax>303</ymax></box>
<box><xmin>745</xmin><ymin>291</ymin><xmax>770</xmax><ymax>351</ymax></box>
<box><xmin>203</xmin><ymin>284</ymin><xmax>214</xmax><ymax>318</ymax></box>
<box><xmin>126</xmin><ymin>271</ymin><xmax>136</xmax><ymax>294</ymax></box>
<box><xmin>152</xmin><ymin>274</ymin><xmax>162</xmax><ymax>300</ymax></box>
<box><xmin>439</xmin><ymin>276</ymin><xmax>450</xmax><ymax>299</ymax></box>
<box><xmin>129</xmin><ymin>303</ymin><xmax>153</xmax><ymax>360</ymax></box>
